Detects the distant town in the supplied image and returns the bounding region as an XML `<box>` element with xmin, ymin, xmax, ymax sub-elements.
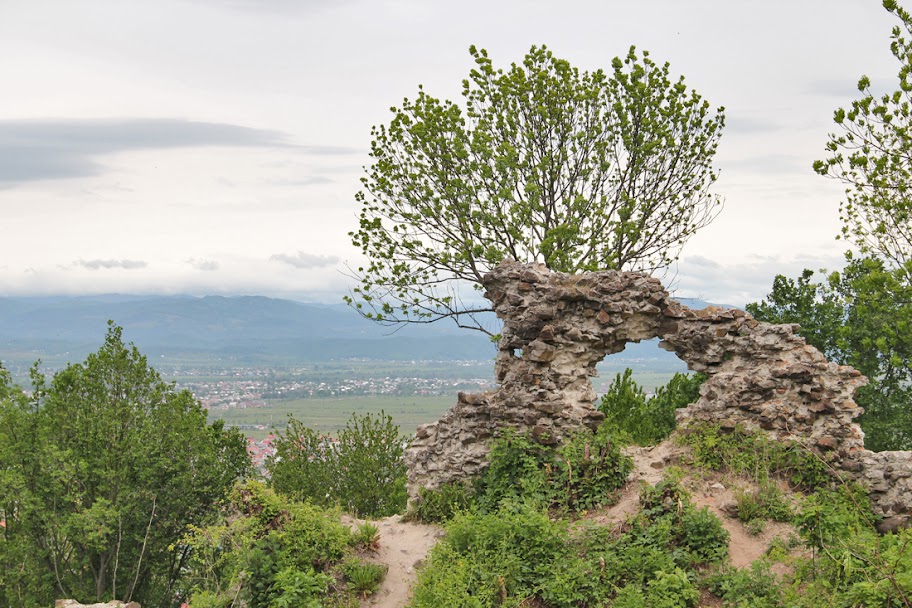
<box><xmin>176</xmin><ymin>367</ymin><xmax>495</xmax><ymax>411</ymax></box>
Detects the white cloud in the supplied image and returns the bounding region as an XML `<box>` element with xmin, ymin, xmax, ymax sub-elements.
<box><xmin>73</xmin><ymin>259</ymin><xmax>148</xmax><ymax>270</ymax></box>
<box><xmin>186</xmin><ymin>258</ymin><xmax>219</xmax><ymax>271</ymax></box>
<box><xmin>270</xmin><ymin>251</ymin><xmax>341</xmax><ymax>269</ymax></box>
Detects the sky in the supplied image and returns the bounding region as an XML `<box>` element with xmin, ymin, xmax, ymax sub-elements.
<box><xmin>0</xmin><ymin>0</ymin><xmax>904</xmax><ymax>307</ymax></box>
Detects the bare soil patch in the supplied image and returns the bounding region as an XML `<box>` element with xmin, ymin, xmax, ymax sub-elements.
<box><xmin>342</xmin><ymin>514</ymin><xmax>443</xmax><ymax>608</ymax></box>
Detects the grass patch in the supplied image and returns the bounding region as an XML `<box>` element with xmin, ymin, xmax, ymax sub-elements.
<box><xmin>209</xmin><ymin>394</ymin><xmax>456</xmax><ymax>436</ymax></box>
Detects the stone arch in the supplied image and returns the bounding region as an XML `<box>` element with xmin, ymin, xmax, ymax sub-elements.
<box><xmin>404</xmin><ymin>261</ymin><xmax>912</xmax><ymax>524</ymax></box>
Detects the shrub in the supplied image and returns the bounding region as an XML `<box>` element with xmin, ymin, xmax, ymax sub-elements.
<box><xmin>409</xmin><ymin>480</ymin><xmax>475</xmax><ymax>523</ymax></box>
<box><xmin>553</xmin><ymin>423</ymin><xmax>634</xmax><ymax>511</ymax></box>
<box><xmin>474</xmin><ymin>426</ymin><xmax>632</xmax><ymax>513</ymax></box>
<box><xmin>706</xmin><ymin>561</ymin><xmax>785</xmax><ymax>608</ymax></box>
<box><xmin>336</xmin><ymin>410</ymin><xmax>407</xmax><ymax>516</ymax></box>
<box><xmin>599</xmin><ymin>369</ymin><xmax>705</xmax><ymax>446</ymax></box>
<box><xmin>677</xmin><ymin>423</ymin><xmax>830</xmax><ymax>491</ymax></box>
<box><xmin>735</xmin><ymin>482</ymin><xmax>793</xmax><ymax>528</ymax></box>
<box><xmin>268</xmin><ymin>416</ymin><xmax>338</xmax><ymax>505</ymax></box>
<box><xmin>268</xmin><ymin>411</ymin><xmax>407</xmax><ymax>517</ymax></box>
<box><xmin>408</xmin><ymin>504</ymin><xmax>572</xmax><ymax>607</ymax></box>
<box><xmin>182</xmin><ymin>480</ymin><xmax>353</xmax><ymax>607</ymax></box>
<box><xmin>635</xmin><ymin>478</ymin><xmax>729</xmax><ymax>568</ymax></box>
<box><xmin>646</xmin><ymin>567</ymin><xmax>700</xmax><ymax>608</ymax></box>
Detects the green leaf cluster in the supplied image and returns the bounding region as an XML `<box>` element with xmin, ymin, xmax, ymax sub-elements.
<box><xmin>181</xmin><ymin>480</ymin><xmax>378</xmax><ymax>607</ymax></box>
<box><xmin>598</xmin><ymin>369</ymin><xmax>705</xmax><ymax>446</ymax></box>
<box><xmin>677</xmin><ymin>423</ymin><xmax>830</xmax><ymax>491</ymax></box>
<box><xmin>814</xmin><ymin>1</ymin><xmax>912</xmax><ymax>278</ymax></box>
<box><xmin>349</xmin><ymin>44</ymin><xmax>724</xmax><ymax>332</ymax></box>
<box><xmin>0</xmin><ymin>323</ymin><xmax>250</xmax><ymax>607</ymax></box>
<box><xmin>473</xmin><ymin>425</ymin><xmax>632</xmax><ymax>514</ymax></box>
<box><xmin>267</xmin><ymin>411</ymin><xmax>407</xmax><ymax>517</ymax></box>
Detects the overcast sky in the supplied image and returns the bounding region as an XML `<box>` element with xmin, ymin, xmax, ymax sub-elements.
<box><xmin>0</xmin><ymin>0</ymin><xmax>903</xmax><ymax>307</ymax></box>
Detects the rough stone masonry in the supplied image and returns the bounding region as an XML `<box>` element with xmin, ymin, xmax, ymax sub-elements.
<box><xmin>404</xmin><ymin>260</ymin><xmax>912</xmax><ymax>523</ymax></box>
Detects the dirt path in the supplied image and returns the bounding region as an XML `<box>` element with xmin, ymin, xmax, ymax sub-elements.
<box><xmin>343</xmin><ymin>515</ymin><xmax>443</xmax><ymax>608</ymax></box>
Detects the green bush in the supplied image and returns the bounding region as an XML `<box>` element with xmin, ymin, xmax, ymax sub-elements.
<box><xmin>635</xmin><ymin>478</ymin><xmax>729</xmax><ymax>568</ymax></box>
<box><xmin>268</xmin><ymin>411</ymin><xmax>407</xmax><ymax>517</ymax></box>
<box><xmin>599</xmin><ymin>369</ymin><xmax>705</xmax><ymax>446</ymax></box>
<box><xmin>408</xmin><ymin>504</ymin><xmax>572</xmax><ymax>608</ymax></box>
<box><xmin>409</xmin><ymin>480</ymin><xmax>475</xmax><ymax>523</ymax></box>
<box><xmin>646</xmin><ymin>567</ymin><xmax>700</xmax><ymax>608</ymax></box>
<box><xmin>181</xmin><ymin>480</ymin><xmax>353</xmax><ymax>607</ymax></box>
<box><xmin>474</xmin><ymin>425</ymin><xmax>632</xmax><ymax>513</ymax></box>
<box><xmin>706</xmin><ymin>561</ymin><xmax>785</xmax><ymax>608</ymax></box>
<box><xmin>409</xmin><ymin>477</ymin><xmax>730</xmax><ymax>608</ymax></box>
<box><xmin>735</xmin><ymin>482</ymin><xmax>793</xmax><ymax>529</ymax></box>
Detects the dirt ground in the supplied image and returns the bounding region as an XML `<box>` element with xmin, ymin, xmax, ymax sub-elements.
<box><xmin>342</xmin><ymin>514</ymin><xmax>443</xmax><ymax>608</ymax></box>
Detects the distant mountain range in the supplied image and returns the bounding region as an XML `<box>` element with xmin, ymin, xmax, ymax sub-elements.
<box><xmin>0</xmin><ymin>294</ymin><xmax>729</xmax><ymax>370</ymax></box>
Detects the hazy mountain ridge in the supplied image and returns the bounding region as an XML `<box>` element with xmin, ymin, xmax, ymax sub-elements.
<box><xmin>0</xmin><ymin>294</ymin><xmax>729</xmax><ymax>367</ymax></box>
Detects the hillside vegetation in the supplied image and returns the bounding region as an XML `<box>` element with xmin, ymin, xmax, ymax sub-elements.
<box><xmin>3</xmin><ymin>327</ymin><xmax>912</xmax><ymax>607</ymax></box>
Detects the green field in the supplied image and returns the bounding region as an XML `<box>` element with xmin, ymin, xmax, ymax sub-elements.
<box><xmin>208</xmin><ymin>366</ymin><xmax>682</xmax><ymax>440</ymax></box>
<box><xmin>209</xmin><ymin>394</ymin><xmax>457</xmax><ymax>438</ymax></box>
<box><xmin>593</xmin><ymin>368</ymin><xmax>679</xmax><ymax>393</ymax></box>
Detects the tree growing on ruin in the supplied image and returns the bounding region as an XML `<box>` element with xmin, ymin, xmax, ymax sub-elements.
<box><xmin>348</xmin><ymin>45</ymin><xmax>725</xmax><ymax>334</ymax></box>
<box><xmin>814</xmin><ymin>0</ymin><xmax>912</xmax><ymax>282</ymax></box>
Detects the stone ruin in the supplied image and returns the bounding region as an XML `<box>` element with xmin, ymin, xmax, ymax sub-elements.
<box><xmin>405</xmin><ymin>260</ymin><xmax>912</xmax><ymax>525</ymax></box>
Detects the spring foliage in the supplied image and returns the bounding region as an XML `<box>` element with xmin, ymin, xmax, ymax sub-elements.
<box><xmin>598</xmin><ymin>369</ymin><xmax>705</xmax><ymax>446</ymax></box>
<box><xmin>814</xmin><ymin>0</ymin><xmax>912</xmax><ymax>279</ymax></box>
<box><xmin>349</xmin><ymin>45</ymin><xmax>724</xmax><ymax>332</ymax></box>
<box><xmin>0</xmin><ymin>323</ymin><xmax>250</xmax><ymax>608</ymax></box>
<box><xmin>267</xmin><ymin>411</ymin><xmax>407</xmax><ymax>517</ymax></box>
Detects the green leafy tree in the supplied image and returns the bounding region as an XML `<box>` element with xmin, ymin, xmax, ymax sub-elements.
<box><xmin>598</xmin><ymin>369</ymin><xmax>705</xmax><ymax>445</ymax></box>
<box><xmin>268</xmin><ymin>411</ymin><xmax>406</xmax><ymax>517</ymax></box>
<box><xmin>349</xmin><ymin>45</ymin><xmax>725</xmax><ymax>333</ymax></box>
<box><xmin>813</xmin><ymin>0</ymin><xmax>912</xmax><ymax>281</ymax></box>
<box><xmin>0</xmin><ymin>323</ymin><xmax>250</xmax><ymax>607</ymax></box>
<box><xmin>335</xmin><ymin>410</ymin><xmax>407</xmax><ymax>517</ymax></box>
<box><xmin>748</xmin><ymin>256</ymin><xmax>912</xmax><ymax>451</ymax></box>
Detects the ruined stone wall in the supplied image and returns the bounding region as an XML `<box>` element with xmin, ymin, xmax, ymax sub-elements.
<box><xmin>404</xmin><ymin>260</ymin><xmax>912</xmax><ymax>522</ymax></box>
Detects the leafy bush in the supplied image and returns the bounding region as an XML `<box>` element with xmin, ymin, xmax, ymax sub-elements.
<box><xmin>636</xmin><ymin>477</ymin><xmax>730</xmax><ymax>568</ymax></box>
<box><xmin>268</xmin><ymin>410</ymin><xmax>407</xmax><ymax>517</ymax></box>
<box><xmin>409</xmin><ymin>477</ymin><xmax>729</xmax><ymax>607</ymax></box>
<box><xmin>267</xmin><ymin>417</ymin><xmax>338</xmax><ymax>505</ymax></box>
<box><xmin>182</xmin><ymin>480</ymin><xmax>355</xmax><ymax>607</ymax></box>
<box><xmin>646</xmin><ymin>567</ymin><xmax>700</xmax><ymax>607</ymax></box>
<box><xmin>407</xmin><ymin>504</ymin><xmax>573</xmax><ymax>607</ymax></box>
<box><xmin>474</xmin><ymin>425</ymin><xmax>632</xmax><ymax>513</ymax></box>
<box><xmin>409</xmin><ymin>480</ymin><xmax>475</xmax><ymax>523</ymax></box>
<box><xmin>735</xmin><ymin>482</ymin><xmax>793</xmax><ymax>530</ymax></box>
<box><xmin>599</xmin><ymin>369</ymin><xmax>705</xmax><ymax>445</ymax></box>
<box><xmin>706</xmin><ymin>561</ymin><xmax>785</xmax><ymax>608</ymax></box>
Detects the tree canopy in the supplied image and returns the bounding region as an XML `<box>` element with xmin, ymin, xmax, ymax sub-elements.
<box><xmin>0</xmin><ymin>323</ymin><xmax>250</xmax><ymax>607</ymax></box>
<box><xmin>349</xmin><ymin>45</ymin><xmax>724</xmax><ymax>333</ymax></box>
<box><xmin>813</xmin><ymin>0</ymin><xmax>912</xmax><ymax>281</ymax></box>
